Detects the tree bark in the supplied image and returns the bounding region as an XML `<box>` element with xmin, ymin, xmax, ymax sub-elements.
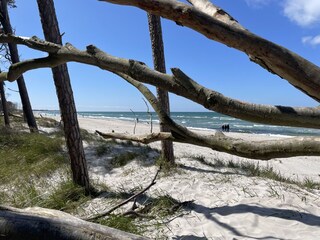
<box><xmin>36</xmin><ymin>0</ymin><xmax>90</xmax><ymax>193</ymax></box>
<box><xmin>0</xmin><ymin>81</ymin><xmax>10</xmax><ymax>126</ymax></box>
<box><xmin>147</xmin><ymin>13</ymin><xmax>174</xmax><ymax>164</ymax></box>
<box><xmin>100</xmin><ymin>0</ymin><xmax>320</xmax><ymax>102</ymax></box>
<box><xmin>96</xmin><ymin>130</ymin><xmax>320</xmax><ymax>160</ymax></box>
<box><xmin>0</xmin><ymin>0</ymin><xmax>38</xmax><ymax>132</ymax></box>
<box><xmin>0</xmin><ymin>37</ymin><xmax>320</xmax><ymax>159</ymax></box>
<box><xmin>95</xmin><ymin>75</ymin><xmax>320</xmax><ymax>160</ymax></box>
<box><xmin>0</xmin><ymin>206</ymin><xmax>149</xmax><ymax>240</ymax></box>
<box><xmin>0</xmin><ymin>35</ymin><xmax>320</xmax><ymax>130</ymax></box>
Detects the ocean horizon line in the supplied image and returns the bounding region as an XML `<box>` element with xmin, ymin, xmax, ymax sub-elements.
<box><xmin>35</xmin><ymin>110</ymin><xmax>320</xmax><ymax>137</ymax></box>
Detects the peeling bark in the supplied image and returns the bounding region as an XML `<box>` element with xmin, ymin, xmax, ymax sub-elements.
<box><xmin>0</xmin><ymin>206</ymin><xmax>149</xmax><ymax>240</ymax></box>
<box><xmin>0</xmin><ymin>34</ymin><xmax>319</xmax><ymax>158</ymax></box>
<box><xmin>97</xmin><ymin>129</ymin><xmax>320</xmax><ymax>160</ymax></box>
<box><xmin>100</xmin><ymin>0</ymin><xmax>320</xmax><ymax>102</ymax></box>
<box><xmin>0</xmin><ymin>34</ymin><xmax>318</xmax><ymax>130</ymax></box>
<box><xmin>187</xmin><ymin>0</ymin><xmax>245</xmax><ymax>30</ymax></box>
<box><xmin>98</xmin><ymin>73</ymin><xmax>320</xmax><ymax>160</ymax></box>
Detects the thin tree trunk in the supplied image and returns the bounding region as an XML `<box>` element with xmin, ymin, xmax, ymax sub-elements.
<box><xmin>0</xmin><ymin>0</ymin><xmax>38</xmax><ymax>132</ymax></box>
<box><xmin>147</xmin><ymin>13</ymin><xmax>174</xmax><ymax>165</ymax></box>
<box><xmin>0</xmin><ymin>81</ymin><xmax>10</xmax><ymax>126</ymax></box>
<box><xmin>36</xmin><ymin>0</ymin><xmax>90</xmax><ymax>193</ymax></box>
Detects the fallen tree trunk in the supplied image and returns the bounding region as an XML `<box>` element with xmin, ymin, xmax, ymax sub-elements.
<box><xmin>99</xmin><ymin>73</ymin><xmax>320</xmax><ymax>160</ymax></box>
<box><xmin>0</xmin><ymin>206</ymin><xmax>149</xmax><ymax>240</ymax></box>
<box><xmin>0</xmin><ymin>34</ymin><xmax>319</xmax><ymax>130</ymax></box>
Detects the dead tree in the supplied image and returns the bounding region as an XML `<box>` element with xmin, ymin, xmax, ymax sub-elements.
<box><xmin>0</xmin><ymin>0</ymin><xmax>319</xmax><ymax>159</ymax></box>
<box><xmin>0</xmin><ymin>34</ymin><xmax>319</xmax><ymax>159</ymax></box>
<box><xmin>0</xmin><ymin>81</ymin><xmax>9</xmax><ymax>126</ymax></box>
<box><xmin>36</xmin><ymin>0</ymin><xmax>90</xmax><ymax>193</ymax></box>
<box><xmin>147</xmin><ymin>13</ymin><xmax>175</xmax><ymax>165</ymax></box>
<box><xmin>0</xmin><ymin>0</ymin><xmax>38</xmax><ymax>132</ymax></box>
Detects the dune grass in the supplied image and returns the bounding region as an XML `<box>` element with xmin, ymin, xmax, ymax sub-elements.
<box><xmin>39</xmin><ymin>180</ymin><xmax>92</xmax><ymax>212</ymax></box>
<box><xmin>98</xmin><ymin>215</ymin><xmax>143</xmax><ymax>235</ymax></box>
<box><xmin>190</xmin><ymin>155</ymin><xmax>320</xmax><ymax>190</ymax></box>
<box><xmin>111</xmin><ymin>151</ymin><xmax>139</xmax><ymax>168</ymax></box>
<box><xmin>0</xmin><ymin>127</ymin><xmax>67</xmax><ymax>184</ymax></box>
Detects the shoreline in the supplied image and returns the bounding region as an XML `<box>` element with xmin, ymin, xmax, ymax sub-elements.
<box><xmin>34</xmin><ymin>110</ymin><xmax>320</xmax><ymax>137</ymax></box>
<box><xmin>42</xmin><ymin>114</ymin><xmax>320</xmax><ymax>182</ymax></box>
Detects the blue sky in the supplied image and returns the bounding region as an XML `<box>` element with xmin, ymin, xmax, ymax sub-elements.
<box><xmin>3</xmin><ymin>0</ymin><xmax>320</xmax><ymax>111</ymax></box>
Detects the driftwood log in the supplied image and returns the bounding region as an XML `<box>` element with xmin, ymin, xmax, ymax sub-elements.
<box><xmin>0</xmin><ymin>206</ymin><xmax>149</xmax><ymax>240</ymax></box>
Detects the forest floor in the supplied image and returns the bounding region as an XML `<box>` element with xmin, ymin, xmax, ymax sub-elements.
<box><xmin>1</xmin><ymin>115</ymin><xmax>320</xmax><ymax>239</ymax></box>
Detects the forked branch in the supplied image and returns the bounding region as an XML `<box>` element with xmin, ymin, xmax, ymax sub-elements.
<box><xmin>96</xmin><ymin>75</ymin><xmax>320</xmax><ymax>160</ymax></box>
<box><xmin>0</xmin><ymin>34</ymin><xmax>319</xmax><ymax>129</ymax></box>
<box><xmin>100</xmin><ymin>0</ymin><xmax>320</xmax><ymax>102</ymax></box>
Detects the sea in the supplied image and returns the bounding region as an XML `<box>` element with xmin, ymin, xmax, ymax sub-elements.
<box><xmin>37</xmin><ymin>111</ymin><xmax>320</xmax><ymax>137</ymax></box>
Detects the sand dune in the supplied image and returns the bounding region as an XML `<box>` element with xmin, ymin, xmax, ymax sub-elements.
<box><xmin>47</xmin><ymin>115</ymin><xmax>320</xmax><ymax>239</ymax></box>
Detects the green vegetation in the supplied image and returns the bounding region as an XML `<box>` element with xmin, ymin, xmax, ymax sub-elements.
<box><xmin>1</xmin><ymin>178</ymin><xmax>92</xmax><ymax>213</ymax></box>
<box><xmin>2</xmin><ymin>115</ymin><xmax>319</xmax><ymax>238</ymax></box>
<box><xmin>111</xmin><ymin>151</ymin><xmax>138</xmax><ymax>168</ymax></box>
<box><xmin>0</xmin><ymin>119</ymin><xmax>92</xmax><ymax>212</ymax></box>
<box><xmin>191</xmin><ymin>155</ymin><xmax>320</xmax><ymax>190</ymax></box>
<box><xmin>39</xmin><ymin>180</ymin><xmax>91</xmax><ymax>212</ymax></box>
<box><xmin>142</xmin><ymin>194</ymin><xmax>182</xmax><ymax>217</ymax></box>
<box><xmin>0</xmin><ymin>127</ymin><xmax>67</xmax><ymax>184</ymax></box>
<box><xmin>36</xmin><ymin>116</ymin><xmax>59</xmax><ymax>128</ymax></box>
<box><xmin>156</xmin><ymin>156</ymin><xmax>177</xmax><ymax>174</ymax></box>
<box><xmin>190</xmin><ymin>154</ymin><xmax>225</xmax><ymax>168</ymax></box>
<box><xmin>96</xmin><ymin>143</ymin><xmax>111</xmax><ymax>156</ymax></box>
<box><xmin>98</xmin><ymin>215</ymin><xmax>142</xmax><ymax>235</ymax></box>
<box><xmin>96</xmin><ymin>194</ymin><xmax>186</xmax><ymax>235</ymax></box>
<box><xmin>7</xmin><ymin>181</ymin><xmax>42</xmax><ymax>208</ymax></box>
<box><xmin>303</xmin><ymin>178</ymin><xmax>320</xmax><ymax>190</ymax></box>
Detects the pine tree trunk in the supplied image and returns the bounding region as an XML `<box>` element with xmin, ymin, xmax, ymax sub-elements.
<box><xmin>36</xmin><ymin>0</ymin><xmax>90</xmax><ymax>193</ymax></box>
<box><xmin>147</xmin><ymin>14</ymin><xmax>174</xmax><ymax>165</ymax></box>
<box><xmin>0</xmin><ymin>82</ymin><xmax>10</xmax><ymax>127</ymax></box>
<box><xmin>0</xmin><ymin>0</ymin><xmax>38</xmax><ymax>132</ymax></box>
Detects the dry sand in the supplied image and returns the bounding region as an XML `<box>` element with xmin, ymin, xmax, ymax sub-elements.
<box><xmin>49</xmin><ymin>115</ymin><xmax>320</xmax><ymax>239</ymax></box>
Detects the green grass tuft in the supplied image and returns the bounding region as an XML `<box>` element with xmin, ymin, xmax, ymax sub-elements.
<box><xmin>36</xmin><ymin>117</ymin><xmax>59</xmax><ymax>128</ymax></box>
<box><xmin>111</xmin><ymin>151</ymin><xmax>138</xmax><ymax>168</ymax></box>
<box><xmin>145</xmin><ymin>195</ymin><xmax>180</xmax><ymax>217</ymax></box>
<box><xmin>39</xmin><ymin>180</ymin><xmax>91</xmax><ymax>212</ymax></box>
<box><xmin>303</xmin><ymin>178</ymin><xmax>320</xmax><ymax>190</ymax></box>
<box><xmin>98</xmin><ymin>215</ymin><xmax>142</xmax><ymax>235</ymax></box>
<box><xmin>155</xmin><ymin>156</ymin><xmax>177</xmax><ymax>174</ymax></box>
<box><xmin>0</xmin><ymin>129</ymin><xmax>67</xmax><ymax>184</ymax></box>
<box><xmin>96</xmin><ymin>143</ymin><xmax>111</xmax><ymax>156</ymax></box>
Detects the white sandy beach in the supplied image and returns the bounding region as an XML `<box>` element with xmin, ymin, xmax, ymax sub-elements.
<box><xmin>47</xmin><ymin>115</ymin><xmax>320</xmax><ymax>239</ymax></box>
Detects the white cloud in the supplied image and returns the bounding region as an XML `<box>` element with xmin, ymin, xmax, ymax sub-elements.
<box><xmin>283</xmin><ymin>0</ymin><xmax>320</xmax><ymax>27</ymax></box>
<box><xmin>302</xmin><ymin>35</ymin><xmax>320</xmax><ymax>46</ymax></box>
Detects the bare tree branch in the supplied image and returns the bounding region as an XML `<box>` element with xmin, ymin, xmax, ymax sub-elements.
<box><xmin>97</xmin><ymin>129</ymin><xmax>320</xmax><ymax>160</ymax></box>
<box><xmin>96</xmin><ymin>130</ymin><xmax>174</xmax><ymax>144</ymax></box>
<box><xmin>142</xmin><ymin>97</ymin><xmax>153</xmax><ymax>133</ymax></box>
<box><xmin>100</xmin><ymin>0</ymin><xmax>320</xmax><ymax>102</ymax></box>
<box><xmin>84</xmin><ymin>169</ymin><xmax>160</xmax><ymax>221</ymax></box>
<box><xmin>0</xmin><ymin>34</ymin><xmax>318</xmax><ymax>129</ymax></box>
<box><xmin>95</xmin><ymin>73</ymin><xmax>320</xmax><ymax>160</ymax></box>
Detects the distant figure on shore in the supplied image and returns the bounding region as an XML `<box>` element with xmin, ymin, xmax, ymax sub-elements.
<box><xmin>222</xmin><ymin>124</ymin><xmax>230</xmax><ymax>132</ymax></box>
